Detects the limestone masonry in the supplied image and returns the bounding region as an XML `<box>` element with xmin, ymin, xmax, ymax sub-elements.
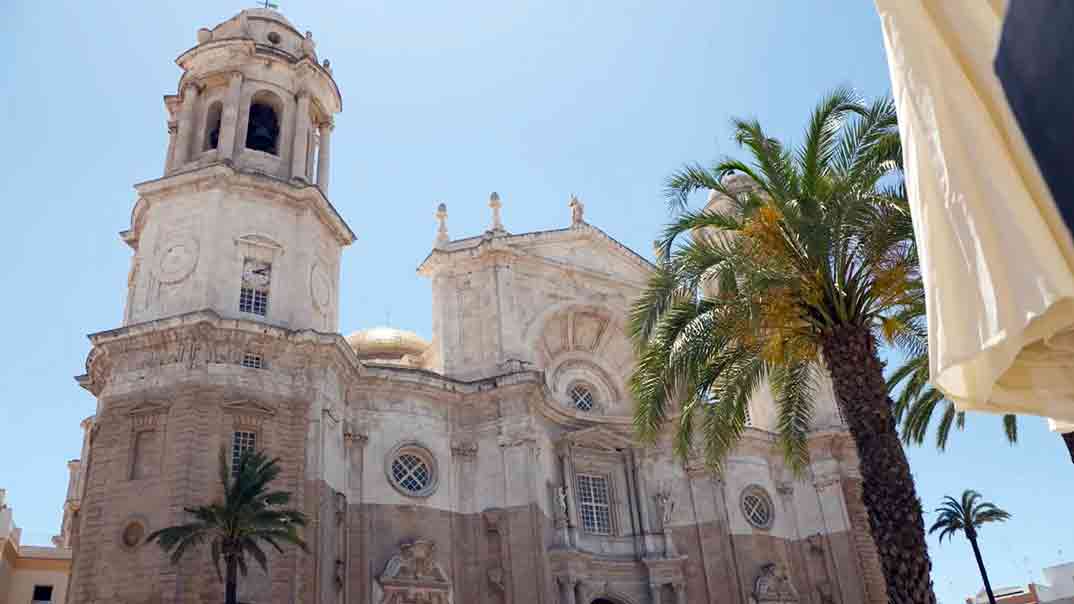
<box><xmin>60</xmin><ymin>8</ymin><xmax>884</xmax><ymax>604</ymax></box>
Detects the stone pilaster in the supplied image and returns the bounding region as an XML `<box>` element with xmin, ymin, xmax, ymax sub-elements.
<box><xmin>291</xmin><ymin>90</ymin><xmax>312</xmax><ymax>181</ymax></box>
<box><xmin>218</xmin><ymin>72</ymin><xmax>244</xmax><ymax>160</ymax></box>
<box><xmin>172</xmin><ymin>82</ymin><xmax>201</xmax><ymax>167</ymax></box>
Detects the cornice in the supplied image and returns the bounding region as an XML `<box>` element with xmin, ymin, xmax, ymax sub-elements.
<box><xmin>129</xmin><ymin>162</ymin><xmax>355</xmax><ymax>247</ymax></box>
<box><xmin>78</xmin><ymin>310</ymin><xmax>553</xmax><ymax>404</ymax></box>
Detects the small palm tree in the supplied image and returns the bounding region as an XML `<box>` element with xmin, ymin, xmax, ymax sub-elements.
<box><xmin>929</xmin><ymin>490</ymin><xmax>1011</xmax><ymax>604</ymax></box>
<box><xmin>146</xmin><ymin>448</ymin><xmax>308</xmax><ymax>604</ymax></box>
<box><xmin>630</xmin><ymin>88</ymin><xmax>936</xmax><ymax>602</ymax></box>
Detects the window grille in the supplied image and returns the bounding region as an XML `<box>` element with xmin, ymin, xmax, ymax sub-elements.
<box><xmin>569</xmin><ymin>384</ymin><xmax>595</xmax><ymax>412</ymax></box>
<box><xmin>576</xmin><ymin>474</ymin><xmax>612</xmax><ymax>535</ymax></box>
<box><xmin>231</xmin><ymin>431</ymin><xmax>257</xmax><ymax>477</ymax></box>
<box><xmin>741</xmin><ymin>488</ymin><xmax>774</xmax><ymax>529</ymax></box>
<box><xmin>391</xmin><ymin>452</ymin><xmax>432</xmax><ymax>494</ymax></box>
<box><xmin>241</xmin><ymin>353</ymin><xmax>263</xmax><ymax>369</ymax></box>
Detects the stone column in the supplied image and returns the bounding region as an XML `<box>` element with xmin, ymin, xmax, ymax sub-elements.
<box><xmin>306</xmin><ymin>130</ymin><xmax>317</xmax><ymax>184</ymax></box>
<box><xmin>173</xmin><ymin>82</ymin><xmax>201</xmax><ymax>167</ymax></box>
<box><xmin>559</xmin><ymin>445</ymin><xmax>580</xmax><ymax>547</ymax></box>
<box><xmin>218</xmin><ymin>72</ymin><xmax>244</xmax><ymax>161</ymax></box>
<box><xmin>316</xmin><ymin>120</ymin><xmax>334</xmax><ymax>192</ymax></box>
<box><xmin>291</xmin><ymin>90</ymin><xmax>312</xmax><ymax>181</ymax></box>
<box><xmin>649</xmin><ymin>582</ymin><xmax>663</xmax><ymax>604</ymax></box>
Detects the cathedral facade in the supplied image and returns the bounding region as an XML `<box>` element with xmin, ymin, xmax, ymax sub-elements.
<box><xmin>64</xmin><ymin>9</ymin><xmax>885</xmax><ymax>604</ymax></box>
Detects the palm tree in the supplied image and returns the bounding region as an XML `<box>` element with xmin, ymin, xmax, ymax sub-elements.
<box><xmin>146</xmin><ymin>448</ymin><xmax>308</xmax><ymax>604</ymax></box>
<box><xmin>888</xmin><ymin>328</ymin><xmax>1074</xmax><ymax>465</ymax></box>
<box><xmin>630</xmin><ymin>88</ymin><xmax>937</xmax><ymax>602</ymax></box>
<box><xmin>929</xmin><ymin>490</ymin><xmax>1011</xmax><ymax>604</ymax></box>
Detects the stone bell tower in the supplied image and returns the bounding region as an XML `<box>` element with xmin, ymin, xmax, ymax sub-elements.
<box><xmin>72</xmin><ymin>9</ymin><xmax>356</xmax><ymax>604</ymax></box>
<box><xmin>122</xmin><ymin>7</ymin><xmax>353</xmax><ymax>332</ymax></box>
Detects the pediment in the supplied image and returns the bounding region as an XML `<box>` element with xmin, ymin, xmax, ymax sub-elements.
<box><xmin>221</xmin><ymin>400</ymin><xmax>276</xmax><ymax>417</ymax></box>
<box><xmin>128</xmin><ymin>401</ymin><xmax>169</xmax><ymax>416</ymax></box>
<box><xmin>561</xmin><ymin>425</ymin><xmax>635</xmax><ymax>451</ymax></box>
<box><xmin>234</xmin><ymin>233</ymin><xmax>284</xmax><ymax>251</ymax></box>
<box><xmin>504</xmin><ymin>226</ymin><xmax>652</xmax><ymax>285</ymax></box>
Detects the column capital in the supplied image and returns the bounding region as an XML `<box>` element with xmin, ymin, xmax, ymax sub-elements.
<box><xmin>318</xmin><ymin>119</ymin><xmax>335</xmax><ymax>132</ymax></box>
<box><xmin>296</xmin><ymin>88</ymin><xmax>312</xmax><ymax>100</ymax></box>
<box><xmin>228</xmin><ymin>70</ymin><xmax>244</xmax><ymax>83</ymax></box>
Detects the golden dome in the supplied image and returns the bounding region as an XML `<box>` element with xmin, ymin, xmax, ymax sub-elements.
<box><xmin>345</xmin><ymin>327</ymin><xmax>429</xmax><ymax>361</ymax></box>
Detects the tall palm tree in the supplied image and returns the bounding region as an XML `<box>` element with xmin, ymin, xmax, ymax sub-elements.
<box><xmin>146</xmin><ymin>448</ymin><xmax>308</xmax><ymax>604</ymax></box>
<box><xmin>929</xmin><ymin>490</ymin><xmax>1011</xmax><ymax>604</ymax></box>
<box><xmin>630</xmin><ymin>88</ymin><xmax>937</xmax><ymax>602</ymax></box>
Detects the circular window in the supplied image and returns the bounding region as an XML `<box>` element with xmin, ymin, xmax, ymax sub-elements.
<box><xmin>568</xmin><ymin>383</ymin><xmax>595</xmax><ymax>412</ymax></box>
<box><xmin>741</xmin><ymin>487</ymin><xmax>774</xmax><ymax>529</ymax></box>
<box><xmin>386</xmin><ymin>443</ymin><xmax>438</xmax><ymax>498</ymax></box>
<box><xmin>266</xmin><ymin>31</ymin><xmax>282</xmax><ymax>45</ymax></box>
<box><xmin>120</xmin><ymin>520</ymin><xmax>145</xmax><ymax>549</ymax></box>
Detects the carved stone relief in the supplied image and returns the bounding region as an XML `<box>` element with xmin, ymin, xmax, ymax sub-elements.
<box><xmin>751</xmin><ymin>562</ymin><xmax>799</xmax><ymax>603</ymax></box>
<box><xmin>375</xmin><ymin>540</ymin><xmax>452</xmax><ymax>604</ymax></box>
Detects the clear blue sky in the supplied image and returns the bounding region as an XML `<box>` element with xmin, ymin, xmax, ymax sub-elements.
<box><xmin>0</xmin><ymin>2</ymin><xmax>1069</xmax><ymax>603</ymax></box>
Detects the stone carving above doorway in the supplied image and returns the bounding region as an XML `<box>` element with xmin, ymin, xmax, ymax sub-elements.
<box><xmin>375</xmin><ymin>540</ymin><xmax>453</xmax><ymax>604</ymax></box>
<box><xmin>751</xmin><ymin>562</ymin><xmax>799</xmax><ymax>603</ymax></box>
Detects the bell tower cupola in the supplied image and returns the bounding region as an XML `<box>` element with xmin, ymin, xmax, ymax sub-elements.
<box><xmin>164</xmin><ymin>8</ymin><xmax>340</xmax><ymax>185</ymax></box>
<box><xmin>119</xmin><ymin>8</ymin><xmax>354</xmax><ymax>332</ymax></box>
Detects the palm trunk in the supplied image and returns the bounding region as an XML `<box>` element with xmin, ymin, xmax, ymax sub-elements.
<box><xmin>968</xmin><ymin>535</ymin><xmax>997</xmax><ymax>604</ymax></box>
<box><xmin>821</xmin><ymin>324</ymin><xmax>937</xmax><ymax>604</ymax></box>
<box><xmin>1061</xmin><ymin>431</ymin><xmax>1074</xmax><ymax>465</ymax></box>
<box><xmin>225</xmin><ymin>555</ymin><xmax>238</xmax><ymax>604</ymax></box>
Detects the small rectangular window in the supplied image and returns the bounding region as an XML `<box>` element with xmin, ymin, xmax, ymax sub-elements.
<box><xmin>576</xmin><ymin>474</ymin><xmax>612</xmax><ymax>535</ymax></box>
<box><xmin>231</xmin><ymin>430</ymin><xmax>257</xmax><ymax>477</ymax></box>
<box><xmin>32</xmin><ymin>585</ymin><xmax>53</xmax><ymax>603</ymax></box>
<box><xmin>239</xmin><ymin>259</ymin><xmax>271</xmax><ymax>316</ymax></box>
<box><xmin>241</xmin><ymin>353</ymin><xmax>263</xmax><ymax>369</ymax></box>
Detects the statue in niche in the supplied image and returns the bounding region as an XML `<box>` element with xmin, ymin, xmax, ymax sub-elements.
<box><xmin>654</xmin><ymin>489</ymin><xmax>675</xmax><ymax>528</ymax></box>
<box><xmin>555</xmin><ymin>486</ymin><xmax>569</xmax><ymax>519</ymax></box>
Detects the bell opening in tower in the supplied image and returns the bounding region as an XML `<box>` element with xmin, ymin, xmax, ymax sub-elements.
<box><xmin>246</xmin><ymin>95</ymin><xmax>281</xmax><ymax>155</ymax></box>
<box><xmin>204</xmin><ymin>101</ymin><xmax>222</xmax><ymax>151</ymax></box>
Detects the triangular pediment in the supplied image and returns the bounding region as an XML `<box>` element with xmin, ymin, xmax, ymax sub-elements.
<box><xmin>128</xmin><ymin>401</ymin><xmax>170</xmax><ymax>416</ymax></box>
<box><xmin>561</xmin><ymin>425</ymin><xmax>635</xmax><ymax>451</ymax></box>
<box><xmin>221</xmin><ymin>400</ymin><xmax>276</xmax><ymax>416</ymax></box>
<box><xmin>504</xmin><ymin>225</ymin><xmax>652</xmax><ymax>285</ymax></box>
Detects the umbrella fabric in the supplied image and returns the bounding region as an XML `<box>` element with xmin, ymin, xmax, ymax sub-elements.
<box><xmin>995</xmin><ymin>1</ymin><xmax>1074</xmax><ymax>237</ymax></box>
<box><xmin>875</xmin><ymin>0</ymin><xmax>1074</xmax><ymax>421</ymax></box>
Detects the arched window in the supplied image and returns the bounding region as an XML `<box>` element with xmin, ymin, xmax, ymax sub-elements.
<box><xmin>246</xmin><ymin>92</ymin><xmax>282</xmax><ymax>155</ymax></box>
<box><xmin>204</xmin><ymin>101</ymin><xmax>222</xmax><ymax>151</ymax></box>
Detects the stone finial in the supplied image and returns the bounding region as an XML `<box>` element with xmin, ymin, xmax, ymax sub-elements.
<box><xmin>488</xmin><ymin>192</ymin><xmax>504</xmax><ymax>232</ymax></box>
<box><xmin>568</xmin><ymin>194</ymin><xmax>585</xmax><ymax>227</ymax></box>
<box><xmin>435</xmin><ymin>203</ymin><xmax>449</xmax><ymax>247</ymax></box>
<box><xmin>197</xmin><ymin>28</ymin><xmax>213</xmax><ymax>44</ymax></box>
<box><xmin>322</xmin><ymin>58</ymin><xmax>333</xmax><ymax>74</ymax></box>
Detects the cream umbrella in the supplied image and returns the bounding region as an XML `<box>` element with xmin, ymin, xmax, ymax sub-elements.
<box><xmin>875</xmin><ymin>0</ymin><xmax>1074</xmax><ymax>422</ymax></box>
